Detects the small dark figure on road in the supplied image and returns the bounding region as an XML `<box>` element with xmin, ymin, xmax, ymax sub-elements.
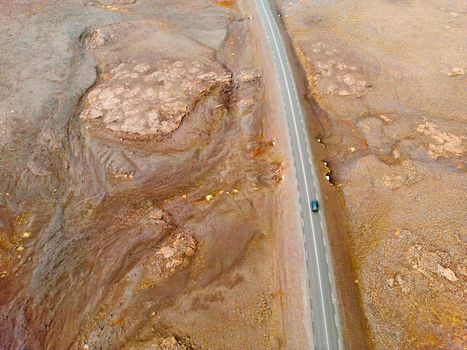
<box><xmin>311</xmin><ymin>200</ymin><xmax>319</xmax><ymax>212</ymax></box>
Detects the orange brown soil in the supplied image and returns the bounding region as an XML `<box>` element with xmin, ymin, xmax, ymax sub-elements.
<box><xmin>0</xmin><ymin>0</ymin><xmax>309</xmax><ymax>349</ymax></box>
<box><xmin>278</xmin><ymin>0</ymin><xmax>466</xmax><ymax>349</ymax></box>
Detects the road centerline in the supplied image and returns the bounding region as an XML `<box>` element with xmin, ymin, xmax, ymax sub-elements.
<box><xmin>254</xmin><ymin>1</ymin><xmax>343</xmax><ymax>349</ymax></box>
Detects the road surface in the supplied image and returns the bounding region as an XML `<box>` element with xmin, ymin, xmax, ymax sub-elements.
<box><xmin>254</xmin><ymin>0</ymin><xmax>344</xmax><ymax>349</ymax></box>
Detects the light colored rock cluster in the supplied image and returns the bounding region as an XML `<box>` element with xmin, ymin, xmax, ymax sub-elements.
<box><xmin>394</xmin><ymin>229</ymin><xmax>461</xmax><ymax>287</ymax></box>
<box><xmin>153</xmin><ymin>232</ymin><xmax>197</xmax><ymax>274</ymax></box>
<box><xmin>308</xmin><ymin>44</ymin><xmax>369</xmax><ymax>97</ymax></box>
<box><xmin>80</xmin><ymin>60</ymin><xmax>231</xmax><ymax>137</ymax></box>
<box><xmin>235</xmin><ymin>67</ymin><xmax>262</xmax><ymax>83</ymax></box>
<box><xmin>147</xmin><ymin>207</ymin><xmax>172</xmax><ymax>227</ymax></box>
<box><xmin>382</xmin><ymin>159</ymin><xmax>421</xmax><ymax>190</ymax></box>
<box><xmin>159</xmin><ymin>336</ymin><xmax>190</xmax><ymax>350</ymax></box>
<box><xmin>417</xmin><ymin>121</ymin><xmax>464</xmax><ymax>159</ymax></box>
<box><xmin>123</xmin><ymin>336</ymin><xmax>190</xmax><ymax>350</ymax></box>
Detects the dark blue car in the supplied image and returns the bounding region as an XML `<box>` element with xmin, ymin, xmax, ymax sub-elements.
<box><xmin>311</xmin><ymin>200</ymin><xmax>319</xmax><ymax>212</ymax></box>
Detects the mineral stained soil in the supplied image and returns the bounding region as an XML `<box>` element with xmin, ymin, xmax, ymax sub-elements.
<box><xmin>278</xmin><ymin>0</ymin><xmax>466</xmax><ymax>349</ymax></box>
<box><xmin>0</xmin><ymin>1</ymin><xmax>309</xmax><ymax>349</ymax></box>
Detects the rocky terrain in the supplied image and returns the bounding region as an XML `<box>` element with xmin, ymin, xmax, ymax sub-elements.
<box><xmin>278</xmin><ymin>0</ymin><xmax>466</xmax><ymax>349</ymax></box>
<box><xmin>3</xmin><ymin>0</ymin><xmax>464</xmax><ymax>348</ymax></box>
<box><xmin>0</xmin><ymin>0</ymin><xmax>309</xmax><ymax>349</ymax></box>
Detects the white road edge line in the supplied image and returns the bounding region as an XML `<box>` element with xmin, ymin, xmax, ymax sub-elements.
<box><xmin>256</xmin><ymin>1</ymin><xmax>333</xmax><ymax>349</ymax></box>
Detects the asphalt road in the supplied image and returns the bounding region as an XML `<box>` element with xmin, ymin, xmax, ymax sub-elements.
<box><xmin>254</xmin><ymin>1</ymin><xmax>344</xmax><ymax>349</ymax></box>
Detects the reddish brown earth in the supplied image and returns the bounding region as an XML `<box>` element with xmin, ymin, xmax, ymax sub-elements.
<box><xmin>0</xmin><ymin>0</ymin><xmax>310</xmax><ymax>349</ymax></box>
<box><xmin>278</xmin><ymin>0</ymin><xmax>466</xmax><ymax>349</ymax></box>
<box><xmin>4</xmin><ymin>0</ymin><xmax>463</xmax><ymax>349</ymax></box>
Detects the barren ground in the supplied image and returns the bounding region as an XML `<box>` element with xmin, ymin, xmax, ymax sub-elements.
<box><xmin>278</xmin><ymin>0</ymin><xmax>466</xmax><ymax>349</ymax></box>
<box><xmin>0</xmin><ymin>0</ymin><xmax>309</xmax><ymax>349</ymax></box>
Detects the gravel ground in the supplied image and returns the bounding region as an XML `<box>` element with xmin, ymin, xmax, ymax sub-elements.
<box><xmin>279</xmin><ymin>0</ymin><xmax>466</xmax><ymax>349</ymax></box>
<box><xmin>0</xmin><ymin>1</ymin><xmax>307</xmax><ymax>348</ymax></box>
